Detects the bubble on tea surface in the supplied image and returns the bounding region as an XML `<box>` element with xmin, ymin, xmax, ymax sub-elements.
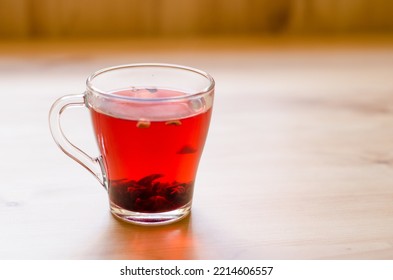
<box><xmin>131</xmin><ymin>88</ymin><xmax>156</xmax><ymax>99</ymax></box>
<box><xmin>189</xmin><ymin>99</ymin><xmax>204</xmax><ymax>113</ymax></box>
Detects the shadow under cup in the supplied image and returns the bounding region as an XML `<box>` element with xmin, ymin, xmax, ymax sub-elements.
<box><xmin>50</xmin><ymin>64</ymin><xmax>215</xmax><ymax>225</ymax></box>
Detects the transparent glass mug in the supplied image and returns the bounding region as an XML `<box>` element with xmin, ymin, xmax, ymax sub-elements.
<box><xmin>49</xmin><ymin>64</ymin><xmax>214</xmax><ymax>225</ymax></box>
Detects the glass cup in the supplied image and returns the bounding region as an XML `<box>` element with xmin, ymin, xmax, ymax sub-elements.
<box><xmin>49</xmin><ymin>63</ymin><xmax>214</xmax><ymax>225</ymax></box>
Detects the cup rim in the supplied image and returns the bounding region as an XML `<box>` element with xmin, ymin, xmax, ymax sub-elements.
<box><xmin>86</xmin><ymin>63</ymin><xmax>215</xmax><ymax>102</ymax></box>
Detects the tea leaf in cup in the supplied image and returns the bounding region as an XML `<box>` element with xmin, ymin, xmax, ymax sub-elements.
<box><xmin>137</xmin><ymin>120</ymin><xmax>151</xmax><ymax>128</ymax></box>
<box><xmin>165</xmin><ymin>120</ymin><xmax>182</xmax><ymax>126</ymax></box>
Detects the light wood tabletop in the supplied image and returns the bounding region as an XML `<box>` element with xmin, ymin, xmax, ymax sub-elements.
<box><xmin>1</xmin><ymin>37</ymin><xmax>393</xmax><ymax>259</ymax></box>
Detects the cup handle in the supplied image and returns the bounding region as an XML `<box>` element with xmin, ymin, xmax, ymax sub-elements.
<box><xmin>49</xmin><ymin>94</ymin><xmax>106</xmax><ymax>189</ymax></box>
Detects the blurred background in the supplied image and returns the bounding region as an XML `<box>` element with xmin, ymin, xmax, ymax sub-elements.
<box><xmin>1</xmin><ymin>0</ymin><xmax>393</xmax><ymax>40</ymax></box>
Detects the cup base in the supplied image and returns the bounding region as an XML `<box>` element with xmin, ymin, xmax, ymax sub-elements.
<box><xmin>110</xmin><ymin>202</ymin><xmax>191</xmax><ymax>226</ymax></box>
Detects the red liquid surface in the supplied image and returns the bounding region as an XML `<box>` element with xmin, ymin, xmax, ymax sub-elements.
<box><xmin>91</xmin><ymin>89</ymin><xmax>212</xmax><ymax>213</ymax></box>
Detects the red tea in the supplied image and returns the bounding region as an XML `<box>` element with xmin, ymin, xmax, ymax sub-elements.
<box><xmin>91</xmin><ymin>88</ymin><xmax>212</xmax><ymax>213</ymax></box>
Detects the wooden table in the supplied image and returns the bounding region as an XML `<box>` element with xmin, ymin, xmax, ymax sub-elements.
<box><xmin>1</xmin><ymin>37</ymin><xmax>393</xmax><ymax>259</ymax></box>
